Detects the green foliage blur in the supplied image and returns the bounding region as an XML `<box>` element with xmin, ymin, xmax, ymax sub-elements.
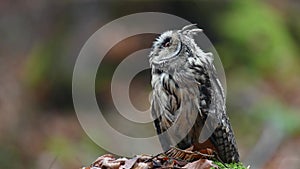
<box><xmin>0</xmin><ymin>1</ymin><xmax>299</xmax><ymax>169</ymax></box>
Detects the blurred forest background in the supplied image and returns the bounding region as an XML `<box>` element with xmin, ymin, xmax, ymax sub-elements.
<box><xmin>0</xmin><ymin>0</ymin><xmax>300</xmax><ymax>169</ymax></box>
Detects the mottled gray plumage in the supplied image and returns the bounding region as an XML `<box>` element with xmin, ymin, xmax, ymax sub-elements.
<box><xmin>149</xmin><ymin>24</ymin><xmax>239</xmax><ymax>163</ymax></box>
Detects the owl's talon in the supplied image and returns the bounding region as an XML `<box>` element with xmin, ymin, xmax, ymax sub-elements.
<box><xmin>165</xmin><ymin>147</ymin><xmax>215</xmax><ymax>162</ymax></box>
<box><xmin>184</xmin><ymin>145</ymin><xmax>194</xmax><ymax>151</ymax></box>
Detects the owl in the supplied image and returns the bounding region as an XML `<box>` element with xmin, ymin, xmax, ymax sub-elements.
<box><xmin>149</xmin><ymin>24</ymin><xmax>239</xmax><ymax>163</ymax></box>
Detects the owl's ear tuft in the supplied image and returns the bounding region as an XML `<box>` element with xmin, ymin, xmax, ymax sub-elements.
<box><xmin>180</xmin><ymin>24</ymin><xmax>203</xmax><ymax>37</ymax></box>
<box><xmin>185</xmin><ymin>28</ymin><xmax>203</xmax><ymax>37</ymax></box>
<box><xmin>180</xmin><ymin>24</ymin><xmax>197</xmax><ymax>32</ymax></box>
<box><xmin>188</xmin><ymin>29</ymin><xmax>203</xmax><ymax>35</ymax></box>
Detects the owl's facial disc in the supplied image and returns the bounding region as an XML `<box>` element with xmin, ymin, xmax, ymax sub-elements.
<box><xmin>151</xmin><ymin>31</ymin><xmax>182</xmax><ymax>66</ymax></box>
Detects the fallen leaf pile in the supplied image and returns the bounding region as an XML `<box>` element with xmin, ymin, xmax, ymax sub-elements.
<box><xmin>80</xmin><ymin>150</ymin><xmax>219</xmax><ymax>169</ymax></box>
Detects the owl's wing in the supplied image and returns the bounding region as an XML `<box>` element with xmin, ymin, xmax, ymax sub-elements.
<box><xmin>201</xmin><ymin>63</ymin><xmax>240</xmax><ymax>163</ymax></box>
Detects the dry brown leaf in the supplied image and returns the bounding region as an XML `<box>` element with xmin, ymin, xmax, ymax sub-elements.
<box><xmin>92</xmin><ymin>154</ymin><xmax>115</xmax><ymax>167</ymax></box>
<box><xmin>90</xmin><ymin>154</ymin><xmax>123</xmax><ymax>169</ymax></box>
<box><xmin>162</xmin><ymin>159</ymin><xmax>176</xmax><ymax>168</ymax></box>
<box><xmin>183</xmin><ymin>159</ymin><xmax>218</xmax><ymax>169</ymax></box>
<box><xmin>102</xmin><ymin>158</ymin><xmax>122</xmax><ymax>169</ymax></box>
<box><xmin>120</xmin><ymin>156</ymin><xmax>139</xmax><ymax>169</ymax></box>
<box><xmin>138</xmin><ymin>154</ymin><xmax>152</xmax><ymax>161</ymax></box>
<box><xmin>133</xmin><ymin>162</ymin><xmax>149</xmax><ymax>169</ymax></box>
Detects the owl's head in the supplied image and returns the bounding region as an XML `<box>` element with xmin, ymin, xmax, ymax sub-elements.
<box><xmin>149</xmin><ymin>24</ymin><xmax>210</xmax><ymax>71</ymax></box>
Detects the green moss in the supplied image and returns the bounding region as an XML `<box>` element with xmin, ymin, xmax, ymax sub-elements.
<box><xmin>212</xmin><ymin>161</ymin><xmax>249</xmax><ymax>169</ymax></box>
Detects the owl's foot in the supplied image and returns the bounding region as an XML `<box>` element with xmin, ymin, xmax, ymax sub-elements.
<box><xmin>165</xmin><ymin>146</ymin><xmax>215</xmax><ymax>162</ymax></box>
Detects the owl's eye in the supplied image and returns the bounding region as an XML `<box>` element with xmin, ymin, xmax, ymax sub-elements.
<box><xmin>162</xmin><ymin>37</ymin><xmax>171</xmax><ymax>48</ymax></box>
